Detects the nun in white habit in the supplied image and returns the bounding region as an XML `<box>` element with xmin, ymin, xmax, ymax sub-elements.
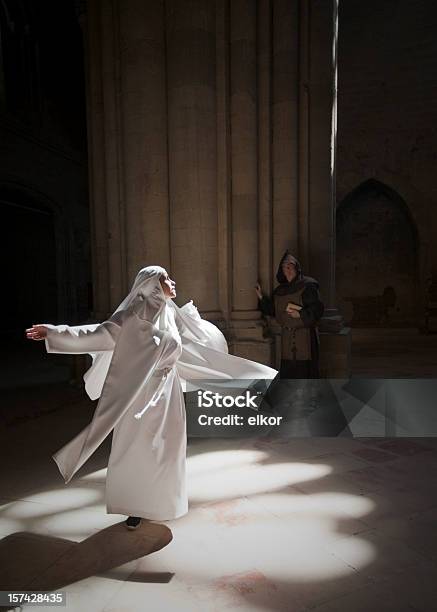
<box><xmin>26</xmin><ymin>266</ymin><xmax>277</xmax><ymax>527</ymax></box>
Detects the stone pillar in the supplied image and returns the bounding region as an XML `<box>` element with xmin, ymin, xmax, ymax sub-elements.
<box><xmin>84</xmin><ymin>0</ymin><xmax>110</xmax><ymax>319</ymax></box>
<box><xmin>229</xmin><ymin>0</ymin><xmax>258</xmax><ymax>316</ymax></box>
<box><xmin>272</xmin><ymin>0</ymin><xmax>300</xmax><ymax>272</ymax></box>
<box><xmin>216</xmin><ymin>0</ymin><xmax>232</xmax><ymax>322</ymax></box>
<box><xmin>297</xmin><ymin>0</ymin><xmax>310</xmax><ymax>271</ymax></box>
<box><xmin>119</xmin><ymin>0</ymin><xmax>171</xmax><ymax>285</ymax></box>
<box><xmin>257</xmin><ymin>0</ymin><xmax>274</xmax><ymax>363</ymax></box>
<box><xmin>84</xmin><ymin>0</ymin><xmax>171</xmax><ymax>315</ymax></box>
<box><xmin>166</xmin><ymin>0</ymin><xmax>219</xmax><ymax>313</ymax></box>
<box><xmin>306</xmin><ymin>0</ymin><xmax>351</xmax><ymax>375</ymax></box>
<box><xmin>100</xmin><ymin>0</ymin><xmax>126</xmax><ymax>309</ymax></box>
<box><xmin>257</xmin><ymin>0</ymin><xmax>273</xmax><ymax>296</ymax></box>
<box><xmin>228</xmin><ymin>0</ymin><xmax>269</xmax><ymax>363</ymax></box>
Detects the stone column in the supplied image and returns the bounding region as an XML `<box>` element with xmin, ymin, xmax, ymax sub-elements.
<box><xmin>166</xmin><ymin>0</ymin><xmax>219</xmax><ymax>313</ymax></box>
<box><xmin>229</xmin><ymin>0</ymin><xmax>270</xmax><ymax>362</ymax></box>
<box><xmin>307</xmin><ymin>0</ymin><xmax>338</xmax><ymax>313</ymax></box>
<box><xmin>257</xmin><ymin>0</ymin><xmax>273</xmax><ymax>298</ymax></box>
<box><xmin>306</xmin><ymin>0</ymin><xmax>351</xmax><ymax>375</ymax></box>
<box><xmin>84</xmin><ymin>0</ymin><xmax>171</xmax><ymax>315</ymax></box>
<box><xmin>84</xmin><ymin>0</ymin><xmax>110</xmax><ymax>319</ymax></box>
<box><xmin>257</xmin><ymin>0</ymin><xmax>275</xmax><ymax>364</ymax></box>
<box><xmin>297</xmin><ymin>0</ymin><xmax>310</xmax><ymax>271</ymax></box>
<box><xmin>100</xmin><ymin>0</ymin><xmax>126</xmax><ymax>309</ymax></box>
<box><xmin>119</xmin><ymin>0</ymin><xmax>171</xmax><ymax>285</ymax></box>
<box><xmin>216</xmin><ymin>0</ymin><xmax>232</xmax><ymax>322</ymax></box>
<box><xmin>272</xmin><ymin>0</ymin><xmax>300</xmax><ymax>272</ymax></box>
<box><xmin>230</xmin><ymin>0</ymin><xmax>258</xmax><ymax>316</ymax></box>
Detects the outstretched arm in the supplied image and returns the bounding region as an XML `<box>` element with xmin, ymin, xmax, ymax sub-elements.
<box><xmin>26</xmin><ymin>321</ymin><xmax>120</xmax><ymax>354</ymax></box>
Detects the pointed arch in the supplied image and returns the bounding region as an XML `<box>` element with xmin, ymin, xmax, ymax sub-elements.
<box><xmin>337</xmin><ymin>179</ymin><xmax>419</xmax><ymax>247</ymax></box>
<box><xmin>335</xmin><ymin>179</ymin><xmax>419</xmax><ymax>326</ymax></box>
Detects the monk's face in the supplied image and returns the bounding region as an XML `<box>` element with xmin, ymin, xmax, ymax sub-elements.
<box><xmin>160</xmin><ymin>272</ymin><xmax>177</xmax><ymax>298</ymax></box>
<box><xmin>282</xmin><ymin>255</ymin><xmax>297</xmax><ymax>282</ymax></box>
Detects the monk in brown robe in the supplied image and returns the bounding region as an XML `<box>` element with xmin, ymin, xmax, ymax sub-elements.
<box><xmin>256</xmin><ymin>251</ymin><xmax>324</xmax><ymax>378</ymax></box>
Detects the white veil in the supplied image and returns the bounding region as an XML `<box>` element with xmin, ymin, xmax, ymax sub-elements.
<box><xmin>112</xmin><ymin>265</ymin><xmax>168</xmax><ymax>326</ymax></box>
<box><xmin>83</xmin><ymin>265</ymin><xmax>170</xmax><ymax>399</ymax></box>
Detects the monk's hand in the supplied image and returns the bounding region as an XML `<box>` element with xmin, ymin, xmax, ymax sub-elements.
<box><xmin>287</xmin><ymin>310</ymin><xmax>301</xmax><ymax>319</ymax></box>
<box><xmin>255</xmin><ymin>283</ymin><xmax>263</xmax><ymax>300</ymax></box>
<box><xmin>26</xmin><ymin>325</ymin><xmax>48</xmax><ymax>341</ymax></box>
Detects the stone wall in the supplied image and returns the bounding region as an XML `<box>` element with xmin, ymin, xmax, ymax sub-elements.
<box><xmin>337</xmin><ymin>0</ymin><xmax>437</xmax><ymax>326</ymax></box>
<box><xmin>85</xmin><ymin>0</ymin><xmax>341</xmax><ymax>367</ymax></box>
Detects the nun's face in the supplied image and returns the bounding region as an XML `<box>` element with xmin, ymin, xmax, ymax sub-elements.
<box><xmin>160</xmin><ymin>272</ymin><xmax>177</xmax><ymax>298</ymax></box>
<box><xmin>282</xmin><ymin>255</ymin><xmax>297</xmax><ymax>282</ymax></box>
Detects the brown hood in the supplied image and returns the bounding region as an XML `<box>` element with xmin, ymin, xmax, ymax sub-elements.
<box><xmin>274</xmin><ymin>250</ymin><xmax>319</xmax><ymax>295</ymax></box>
<box><xmin>276</xmin><ymin>251</ymin><xmax>303</xmax><ymax>284</ymax></box>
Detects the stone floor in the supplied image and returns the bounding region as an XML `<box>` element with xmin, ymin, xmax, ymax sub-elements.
<box><xmin>350</xmin><ymin>328</ymin><xmax>437</xmax><ymax>377</ymax></box>
<box><xmin>1</xmin><ymin>394</ymin><xmax>437</xmax><ymax>611</ymax></box>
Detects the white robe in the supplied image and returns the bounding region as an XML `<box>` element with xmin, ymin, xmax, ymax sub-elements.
<box><xmin>44</xmin><ymin>300</ymin><xmax>277</xmax><ymax>520</ymax></box>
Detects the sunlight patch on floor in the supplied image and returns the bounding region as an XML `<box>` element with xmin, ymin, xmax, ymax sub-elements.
<box><xmin>187</xmin><ymin>449</ymin><xmax>332</xmax><ymax>501</ymax></box>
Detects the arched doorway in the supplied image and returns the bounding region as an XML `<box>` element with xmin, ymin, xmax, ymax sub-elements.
<box><xmin>336</xmin><ymin>179</ymin><xmax>419</xmax><ymax>327</ymax></box>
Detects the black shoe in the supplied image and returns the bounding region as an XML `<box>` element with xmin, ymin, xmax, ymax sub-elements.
<box><xmin>125</xmin><ymin>516</ymin><xmax>142</xmax><ymax>530</ymax></box>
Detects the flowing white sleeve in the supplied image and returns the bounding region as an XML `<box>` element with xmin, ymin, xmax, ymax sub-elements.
<box><xmin>44</xmin><ymin>321</ymin><xmax>120</xmax><ymax>355</ymax></box>
<box><xmin>170</xmin><ymin>300</ymin><xmax>277</xmax><ymax>391</ymax></box>
<box><xmin>173</xmin><ymin>300</ymin><xmax>229</xmax><ymax>353</ymax></box>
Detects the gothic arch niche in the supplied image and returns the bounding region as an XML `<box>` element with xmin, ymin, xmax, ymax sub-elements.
<box><xmin>336</xmin><ymin>180</ymin><xmax>419</xmax><ymax>326</ymax></box>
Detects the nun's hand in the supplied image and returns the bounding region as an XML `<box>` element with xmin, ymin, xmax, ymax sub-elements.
<box><xmin>255</xmin><ymin>283</ymin><xmax>263</xmax><ymax>300</ymax></box>
<box><xmin>26</xmin><ymin>325</ymin><xmax>48</xmax><ymax>341</ymax></box>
